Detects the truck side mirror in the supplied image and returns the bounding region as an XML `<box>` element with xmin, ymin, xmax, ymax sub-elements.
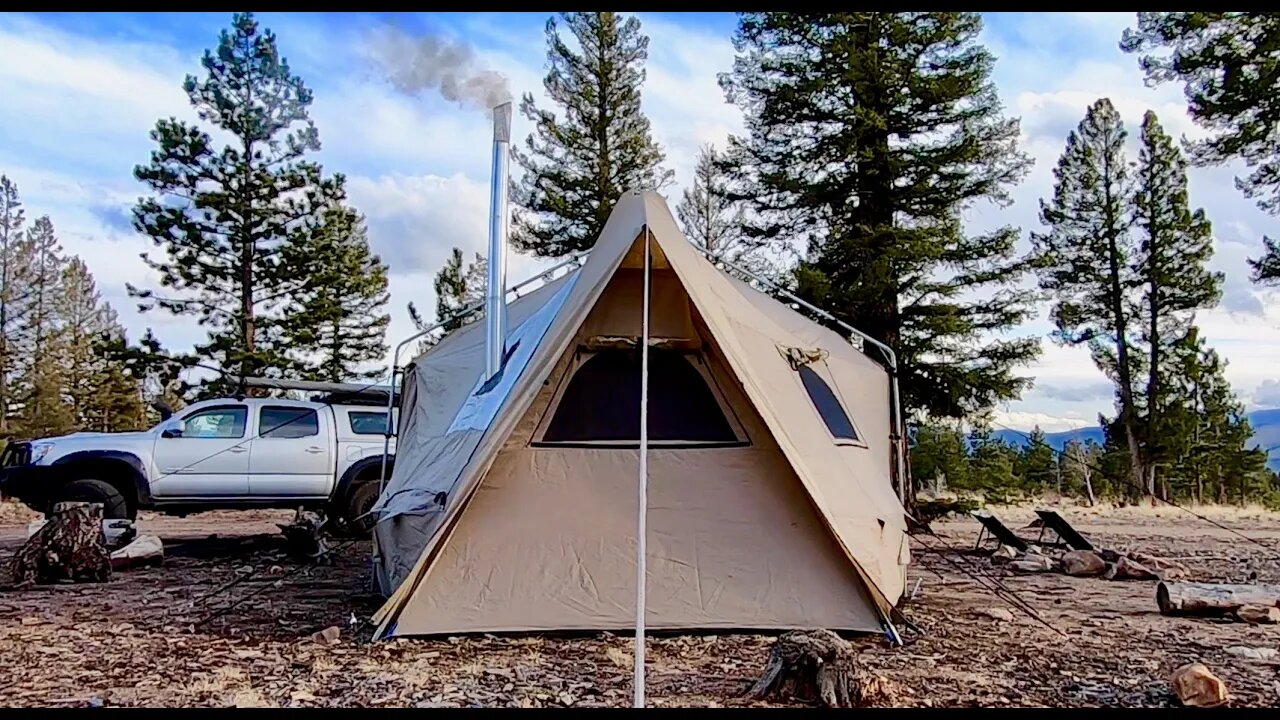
<box><xmin>152</xmin><ymin>400</ymin><xmax>174</xmax><ymax>421</ymax></box>
<box><xmin>161</xmin><ymin>419</ymin><xmax>186</xmax><ymax>438</ymax></box>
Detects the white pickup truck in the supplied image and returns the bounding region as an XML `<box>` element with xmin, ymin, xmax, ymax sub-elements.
<box><xmin>0</xmin><ymin>397</ymin><xmax>396</xmax><ymax>536</ymax></box>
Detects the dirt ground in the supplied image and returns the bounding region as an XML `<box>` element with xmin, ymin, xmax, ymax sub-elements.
<box><xmin>1</xmin><ymin>500</ymin><xmax>1278</xmax><ymax>707</ymax></box>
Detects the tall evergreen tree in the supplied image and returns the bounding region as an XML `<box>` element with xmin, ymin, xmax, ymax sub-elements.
<box><xmin>131</xmin><ymin>12</ymin><xmax>333</xmax><ymax>388</ymax></box>
<box><xmin>909</xmin><ymin>422</ymin><xmax>971</xmax><ymax>492</ymax></box>
<box><xmin>1016</xmin><ymin>426</ymin><xmax>1058</xmax><ymax>491</ymax></box>
<box><xmin>0</xmin><ymin>176</ymin><xmax>30</xmax><ymax>434</ymax></box>
<box><xmin>967</xmin><ymin>426</ymin><xmax>1019</xmax><ymax>497</ymax></box>
<box><xmin>406</xmin><ymin>248</ymin><xmax>487</xmax><ymax>357</ymax></box>
<box><xmin>676</xmin><ymin>143</ymin><xmax>781</xmax><ymax>283</ymax></box>
<box><xmin>432</xmin><ymin>247</ymin><xmax>487</xmax><ymax>333</ymax></box>
<box><xmin>12</xmin><ymin>216</ymin><xmax>73</xmax><ymax>438</ymax></box>
<box><xmin>283</xmin><ymin>196</ymin><xmax>390</xmax><ymax>382</ymax></box>
<box><xmin>721</xmin><ymin>13</ymin><xmax>1038</xmax><ymax>420</ymax></box>
<box><xmin>105</xmin><ymin>328</ymin><xmax>195</xmax><ymax>425</ymax></box>
<box><xmin>512</xmin><ymin>12</ymin><xmax>673</xmax><ymax>258</ymax></box>
<box><xmin>1121</xmin><ymin>14</ymin><xmax>1280</xmax><ymax>283</ymax></box>
<box><xmin>1133</xmin><ymin>110</ymin><xmax>1223</xmax><ymax>492</ymax></box>
<box><xmin>58</xmin><ymin>259</ymin><xmax>145</xmax><ymax>432</ymax></box>
<box><xmin>1162</xmin><ymin>331</ymin><xmax>1267</xmax><ymax>504</ymax></box>
<box><xmin>1032</xmin><ymin>98</ymin><xmax>1146</xmax><ymax>494</ymax></box>
<box><xmin>677</xmin><ymin>143</ymin><xmax>744</xmax><ymax>258</ymax></box>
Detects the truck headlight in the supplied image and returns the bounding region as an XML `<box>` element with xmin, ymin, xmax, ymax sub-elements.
<box><xmin>30</xmin><ymin>443</ymin><xmax>54</xmax><ymax>465</ymax></box>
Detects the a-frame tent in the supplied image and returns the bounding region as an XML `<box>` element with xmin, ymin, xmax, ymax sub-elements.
<box><xmin>371</xmin><ymin>190</ymin><xmax>909</xmax><ymax>638</ymax></box>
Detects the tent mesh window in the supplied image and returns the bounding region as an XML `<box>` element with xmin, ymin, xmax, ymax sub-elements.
<box><xmin>796</xmin><ymin>364</ymin><xmax>860</xmax><ymax>442</ymax></box>
<box><xmin>540</xmin><ymin>348</ymin><xmax>741</xmax><ymax>445</ymax></box>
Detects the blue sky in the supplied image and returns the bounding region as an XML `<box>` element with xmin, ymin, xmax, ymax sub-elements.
<box><xmin>1</xmin><ymin>12</ymin><xmax>1277</xmax><ymax>431</ymax></box>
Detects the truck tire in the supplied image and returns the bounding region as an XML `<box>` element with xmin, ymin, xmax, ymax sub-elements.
<box><xmin>51</xmin><ymin>478</ymin><xmax>132</xmax><ymax>520</ymax></box>
<box><xmin>338</xmin><ymin>481</ymin><xmax>379</xmax><ymax>539</ymax></box>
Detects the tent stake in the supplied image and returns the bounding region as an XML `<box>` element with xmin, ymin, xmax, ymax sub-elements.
<box><xmin>634</xmin><ymin>230</ymin><xmax>651</xmax><ymax>708</ymax></box>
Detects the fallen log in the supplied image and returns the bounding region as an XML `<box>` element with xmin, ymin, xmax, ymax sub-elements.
<box><xmin>7</xmin><ymin>502</ymin><xmax>112</xmax><ymax>585</ymax></box>
<box><xmin>746</xmin><ymin>629</ymin><xmax>898</xmax><ymax>708</ymax></box>
<box><xmin>1157</xmin><ymin>581</ymin><xmax>1280</xmax><ymax>617</ymax></box>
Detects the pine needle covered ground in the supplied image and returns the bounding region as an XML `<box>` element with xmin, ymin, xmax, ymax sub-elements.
<box><xmin>1</xmin><ymin>505</ymin><xmax>1278</xmax><ymax>707</ymax></box>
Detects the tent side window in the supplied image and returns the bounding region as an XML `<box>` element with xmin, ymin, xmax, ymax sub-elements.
<box><xmin>536</xmin><ymin>348</ymin><xmax>746</xmax><ymax>447</ymax></box>
<box><xmin>796</xmin><ymin>364</ymin><xmax>861</xmax><ymax>444</ymax></box>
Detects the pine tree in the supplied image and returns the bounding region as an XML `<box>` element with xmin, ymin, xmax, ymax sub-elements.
<box><xmin>130</xmin><ymin>12</ymin><xmax>333</xmax><ymax>389</ymax></box>
<box><xmin>677</xmin><ymin>144</ymin><xmax>743</xmax><ymax>258</ymax></box>
<box><xmin>1032</xmin><ymin>98</ymin><xmax>1147</xmax><ymax>495</ymax></box>
<box><xmin>1059</xmin><ymin>439</ymin><xmax>1102</xmax><ymax>504</ymax></box>
<box><xmin>1016</xmin><ymin>427</ymin><xmax>1058</xmax><ymax>491</ymax></box>
<box><xmin>968</xmin><ymin>426</ymin><xmax>1019</xmax><ymax>498</ymax></box>
<box><xmin>676</xmin><ymin>143</ymin><xmax>782</xmax><ymax>283</ymax></box>
<box><xmin>433</xmin><ymin>247</ymin><xmax>487</xmax><ymax>333</ymax></box>
<box><xmin>909</xmin><ymin>423</ymin><xmax>971</xmax><ymax>493</ymax></box>
<box><xmin>1133</xmin><ymin>110</ymin><xmax>1223</xmax><ymax>494</ymax></box>
<box><xmin>1162</xmin><ymin>331</ymin><xmax>1267</xmax><ymax>504</ymax></box>
<box><xmin>105</xmin><ymin>329</ymin><xmax>195</xmax><ymax>425</ymax></box>
<box><xmin>1122</xmin><ymin>15</ymin><xmax>1280</xmax><ymax>210</ymax></box>
<box><xmin>512</xmin><ymin>12</ymin><xmax>673</xmax><ymax>258</ymax></box>
<box><xmin>405</xmin><ymin>248</ymin><xmax>487</xmax><ymax>357</ymax></box>
<box><xmin>58</xmin><ymin>259</ymin><xmax>146</xmax><ymax>432</ymax></box>
<box><xmin>283</xmin><ymin>195</ymin><xmax>390</xmax><ymax>382</ymax></box>
<box><xmin>12</xmin><ymin>216</ymin><xmax>73</xmax><ymax>438</ymax></box>
<box><xmin>405</xmin><ymin>302</ymin><xmax>438</xmax><ymax>357</ymax></box>
<box><xmin>1121</xmin><ymin>14</ymin><xmax>1280</xmax><ymax>283</ymax></box>
<box><xmin>721</xmin><ymin>13</ymin><xmax>1037</xmax><ymax>420</ymax></box>
<box><xmin>0</xmin><ymin>176</ymin><xmax>31</xmax><ymax>435</ymax></box>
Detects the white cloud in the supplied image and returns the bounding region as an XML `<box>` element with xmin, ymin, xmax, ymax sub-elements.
<box><xmin>993</xmin><ymin>409</ymin><xmax>1095</xmax><ymax>434</ymax></box>
<box><xmin>1254</xmin><ymin>380</ymin><xmax>1280</xmax><ymax>408</ymax></box>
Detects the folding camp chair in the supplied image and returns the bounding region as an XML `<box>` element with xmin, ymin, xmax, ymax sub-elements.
<box><xmin>970</xmin><ymin>510</ymin><xmax>1030</xmax><ymax>553</ymax></box>
<box><xmin>1033</xmin><ymin>509</ymin><xmax>1095</xmax><ymax>551</ymax></box>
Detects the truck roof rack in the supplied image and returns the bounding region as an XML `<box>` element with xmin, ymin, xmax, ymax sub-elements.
<box><xmin>240</xmin><ymin>377</ymin><xmax>400</xmax><ymax>408</ymax></box>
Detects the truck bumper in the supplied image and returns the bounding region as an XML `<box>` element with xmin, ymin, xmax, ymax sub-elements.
<box><xmin>0</xmin><ymin>464</ymin><xmax>59</xmax><ymax>511</ymax></box>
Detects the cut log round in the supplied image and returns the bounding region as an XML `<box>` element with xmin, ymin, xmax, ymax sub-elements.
<box><xmin>746</xmin><ymin>629</ymin><xmax>897</xmax><ymax>708</ymax></box>
<box><xmin>1157</xmin><ymin>581</ymin><xmax>1280</xmax><ymax>617</ymax></box>
<box><xmin>7</xmin><ymin>502</ymin><xmax>112</xmax><ymax>586</ymax></box>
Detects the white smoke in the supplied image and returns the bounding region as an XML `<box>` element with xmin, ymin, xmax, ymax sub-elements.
<box><xmin>366</xmin><ymin>25</ymin><xmax>512</xmax><ymax>111</ymax></box>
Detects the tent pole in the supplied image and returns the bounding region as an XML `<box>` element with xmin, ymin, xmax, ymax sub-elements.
<box><xmin>634</xmin><ymin>230</ymin><xmax>651</xmax><ymax>708</ymax></box>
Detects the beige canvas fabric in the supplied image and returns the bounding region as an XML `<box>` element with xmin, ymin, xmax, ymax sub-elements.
<box><xmin>372</xmin><ymin>190</ymin><xmax>909</xmax><ymax>637</ymax></box>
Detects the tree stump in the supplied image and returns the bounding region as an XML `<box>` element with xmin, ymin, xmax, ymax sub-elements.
<box><xmin>746</xmin><ymin>629</ymin><xmax>898</xmax><ymax>708</ymax></box>
<box><xmin>8</xmin><ymin>502</ymin><xmax>112</xmax><ymax>585</ymax></box>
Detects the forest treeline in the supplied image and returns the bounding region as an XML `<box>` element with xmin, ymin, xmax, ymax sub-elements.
<box><xmin>6</xmin><ymin>13</ymin><xmax>1280</xmax><ymax>506</ymax></box>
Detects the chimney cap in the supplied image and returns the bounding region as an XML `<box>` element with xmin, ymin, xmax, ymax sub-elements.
<box><xmin>492</xmin><ymin>102</ymin><xmax>513</xmax><ymax>143</ymax></box>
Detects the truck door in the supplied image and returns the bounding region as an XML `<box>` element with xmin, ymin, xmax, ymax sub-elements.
<box><xmin>248</xmin><ymin>405</ymin><xmax>332</xmax><ymax>497</ymax></box>
<box><xmin>151</xmin><ymin>405</ymin><xmax>251</xmax><ymax>497</ymax></box>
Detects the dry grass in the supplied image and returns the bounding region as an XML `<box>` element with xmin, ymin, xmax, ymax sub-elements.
<box><xmin>0</xmin><ymin>499</ymin><xmax>39</xmax><ymax>524</ymax></box>
<box><xmin>942</xmin><ymin>493</ymin><xmax>1280</xmax><ymax>522</ymax></box>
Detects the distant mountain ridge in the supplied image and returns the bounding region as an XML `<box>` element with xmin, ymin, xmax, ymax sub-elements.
<box><xmin>993</xmin><ymin>409</ymin><xmax>1280</xmax><ymax>472</ymax></box>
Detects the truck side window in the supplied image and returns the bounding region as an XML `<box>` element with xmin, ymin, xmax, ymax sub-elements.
<box><xmin>260</xmin><ymin>406</ymin><xmax>320</xmax><ymax>439</ymax></box>
<box><xmin>184</xmin><ymin>407</ymin><xmax>248</xmax><ymax>439</ymax></box>
<box><xmin>348</xmin><ymin>411</ymin><xmax>389</xmax><ymax>435</ymax></box>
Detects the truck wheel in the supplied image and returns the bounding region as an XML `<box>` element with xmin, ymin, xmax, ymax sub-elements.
<box><xmin>51</xmin><ymin>479</ymin><xmax>133</xmax><ymax>520</ymax></box>
<box><xmin>340</xmin><ymin>482</ymin><xmax>380</xmax><ymax>539</ymax></box>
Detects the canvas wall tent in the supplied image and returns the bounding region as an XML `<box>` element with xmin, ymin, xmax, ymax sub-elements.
<box><xmin>371</xmin><ymin>190</ymin><xmax>910</xmax><ymax>638</ymax></box>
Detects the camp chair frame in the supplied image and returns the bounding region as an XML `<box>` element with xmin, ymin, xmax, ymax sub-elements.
<box><xmin>970</xmin><ymin>510</ymin><xmax>1029</xmax><ymax>553</ymax></box>
<box><xmin>1033</xmin><ymin>509</ymin><xmax>1095</xmax><ymax>551</ymax></box>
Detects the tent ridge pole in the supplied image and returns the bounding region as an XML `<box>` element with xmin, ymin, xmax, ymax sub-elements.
<box><xmin>634</xmin><ymin>228</ymin><xmax>651</xmax><ymax>708</ymax></box>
